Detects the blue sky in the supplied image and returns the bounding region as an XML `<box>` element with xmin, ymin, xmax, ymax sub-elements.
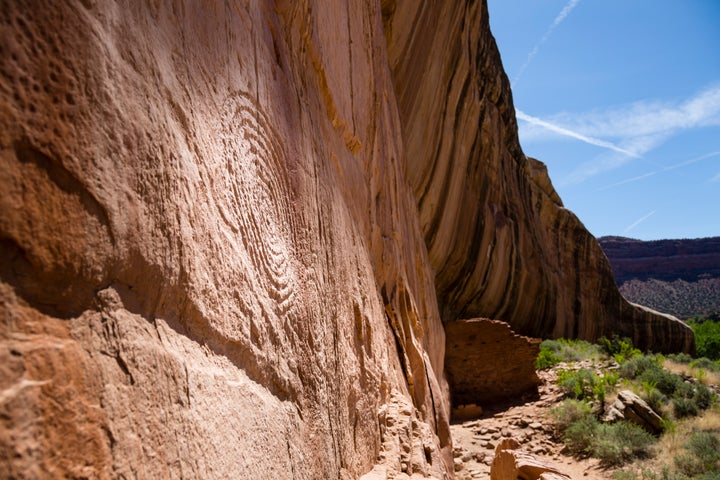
<box><xmin>488</xmin><ymin>0</ymin><xmax>720</xmax><ymax>240</ymax></box>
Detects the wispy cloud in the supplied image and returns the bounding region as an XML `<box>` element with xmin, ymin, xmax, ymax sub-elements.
<box><xmin>516</xmin><ymin>109</ymin><xmax>640</xmax><ymax>157</ymax></box>
<box><xmin>547</xmin><ymin>85</ymin><xmax>720</xmax><ymax>140</ymax></box>
<box><xmin>513</xmin><ymin>0</ymin><xmax>580</xmax><ymax>86</ymax></box>
<box><xmin>624</xmin><ymin>210</ymin><xmax>656</xmax><ymax>234</ymax></box>
<box><xmin>517</xmin><ymin>84</ymin><xmax>720</xmax><ymax>184</ymax></box>
<box><xmin>598</xmin><ymin>151</ymin><xmax>720</xmax><ymax>190</ymax></box>
<box><xmin>711</xmin><ymin>172</ymin><xmax>720</xmax><ymax>183</ymax></box>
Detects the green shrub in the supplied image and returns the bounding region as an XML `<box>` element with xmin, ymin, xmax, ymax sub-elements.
<box><xmin>563</xmin><ymin>415</ymin><xmax>598</xmax><ymax>455</ymax></box>
<box><xmin>667</xmin><ymin>352</ymin><xmax>694</xmax><ymax>364</ymax></box>
<box><xmin>557</xmin><ymin>368</ymin><xmax>619</xmax><ymax>402</ymax></box>
<box><xmin>690</xmin><ymin>357</ymin><xmax>720</xmax><ymax>373</ymax></box>
<box><xmin>674</xmin><ymin>431</ymin><xmax>720</xmax><ymax>478</ymax></box>
<box><xmin>687</xmin><ymin>431</ymin><xmax>720</xmax><ymax>468</ymax></box>
<box><xmin>620</xmin><ymin>355</ymin><xmax>664</xmax><ymax>379</ymax></box>
<box><xmin>612</xmin><ymin>470</ymin><xmax>639</xmax><ymax>480</ymax></box>
<box><xmin>673</xmin><ymin>397</ymin><xmax>700</xmax><ymax>418</ymax></box>
<box><xmin>671</xmin><ymin>382</ymin><xmax>715</xmax><ymax>418</ymax></box>
<box><xmin>639</xmin><ymin>367</ymin><xmax>683</xmax><ymax>396</ymax></box>
<box><xmin>693</xmin><ymin>384</ymin><xmax>715</xmax><ymax>410</ymax></box>
<box><xmin>600</xmin><ymin>335</ymin><xmax>642</xmax><ymax>363</ymax></box>
<box><xmin>642</xmin><ymin>386</ymin><xmax>669</xmax><ymax>415</ymax></box>
<box><xmin>696</xmin><ymin>472</ymin><xmax>720</xmax><ymax>480</ymax></box>
<box><xmin>558</xmin><ymin>368</ymin><xmax>599</xmax><ymax>400</ymax></box>
<box><xmin>550</xmin><ymin>399</ymin><xmax>593</xmax><ymax>431</ymax></box>
<box><xmin>687</xmin><ymin>318</ymin><xmax>720</xmax><ymax>361</ymax></box>
<box><xmin>536</xmin><ymin>346</ymin><xmax>563</xmax><ymax>370</ymax></box>
<box><xmin>591</xmin><ymin>422</ymin><xmax>656</xmax><ymax>466</ymax></box>
<box><xmin>538</xmin><ymin>338</ymin><xmax>605</xmax><ymax>365</ymax></box>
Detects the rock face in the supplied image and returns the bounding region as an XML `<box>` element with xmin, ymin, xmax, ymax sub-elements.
<box><xmin>0</xmin><ymin>0</ymin><xmax>693</xmax><ymax>478</ymax></box>
<box><xmin>445</xmin><ymin>319</ymin><xmax>540</xmax><ymax>408</ymax></box>
<box><xmin>385</xmin><ymin>2</ymin><xmax>693</xmax><ymax>353</ymax></box>
<box><xmin>0</xmin><ymin>1</ymin><xmax>449</xmax><ymax>478</ymax></box>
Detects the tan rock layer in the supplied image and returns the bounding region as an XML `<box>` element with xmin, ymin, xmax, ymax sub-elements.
<box><xmin>0</xmin><ymin>0</ymin><xmax>694</xmax><ymax>479</ymax></box>
<box><xmin>0</xmin><ymin>0</ymin><xmax>449</xmax><ymax>477</ymax></box>
<box><xmin>385</xmin><ymin>1</ymin><xmax>694</xmax><ymax>353</ymax></box>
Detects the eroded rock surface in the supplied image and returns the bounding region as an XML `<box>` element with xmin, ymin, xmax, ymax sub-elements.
<box><xmin>385</xmin><ymin>1</ymin><xmax>693</xmax><ymax>353</ymax></box>
<box><xmin>1</xmin><ymin>1</ymin><xmax>449</xmax><ymax>478</ymax></box>
<box><xmin>604</xmin><ymin>390</ymin><xmax>664</xmax><ymax>434</ymax></box>
<box><xmin>0</xmin><ymin>0</ymin><xmax>693</xmax><ymax>478</ymax></box>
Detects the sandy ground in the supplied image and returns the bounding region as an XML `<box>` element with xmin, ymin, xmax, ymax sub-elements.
<box><xmin>450</xmin><ymin>367</ymin><xmax>617</xmax><ymax>479</ymax></box>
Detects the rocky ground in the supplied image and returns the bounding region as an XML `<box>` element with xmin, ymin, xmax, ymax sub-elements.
<box><xmin>451</xmin><ymin>366</ymin><xmax>612</xmax><ymax>479</ymax></box>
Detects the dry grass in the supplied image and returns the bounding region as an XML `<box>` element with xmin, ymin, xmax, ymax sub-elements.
<box><xmin>634</xmin><ymin>404</ymin><xmax>720</xmax><ymax>474</ymax></box>
<box><xmin>663</xmin><ymin>359</ymin><xmax>720</xmax><ymax>386</ymax></box>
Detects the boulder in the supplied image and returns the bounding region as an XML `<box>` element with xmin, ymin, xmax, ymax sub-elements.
<box><xmin>490</xmin><ymin>439</ymin><xmax>571</xmax><ymax>480</ymax></box>
<box><xmin>604</xmin><ymin>390</ymin><xmax>664</xmax><ymax>434</ymax></box>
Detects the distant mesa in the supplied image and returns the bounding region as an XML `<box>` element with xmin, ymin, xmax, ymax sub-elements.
<box><xmin>599</xmin><ymin>236</ymin><xmax>720</xmax><ymax>319</ymax></box>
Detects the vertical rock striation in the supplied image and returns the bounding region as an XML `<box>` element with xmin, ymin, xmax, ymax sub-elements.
<box><xmin>384</xmin><ymin>0</ymin><xmax>693</xmax><ymax>354</ymax></box>
<box><xmin>0</xmin><ymin>0</ymin><xmax>693</xmax><ymax>479</ymax></box>
<box><xmin>0</xmin><ymin>1</ymin><xmax>450</xmax><ymax>477</ymax></box>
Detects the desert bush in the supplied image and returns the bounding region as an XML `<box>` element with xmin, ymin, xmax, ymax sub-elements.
<box><xmin>668</xmin><ymin>352</ymin><xmax>694</xmax><ymax>364</ymax></box>
<box><xmin>690</xmin><ymin>358</ymin><xmax>720</xmax><ymax>373</ymax></box>
<box><xmin>552</xmin><ymin>398</ymin><xmax>656</xmax><ymax>466</ymax></box>
<box><xmin>558</xmin><ymin>368</ymin><xmax>598</xmax><ymax>400</ymax></box>
<box><xmin>672</xmin><ymin>383</ymin><xmax>715</xmax><ymax>418</ymax></box>
<box><xmin>687</xmin><ymin>319</ymin><xmax>720</xmax><ymax>361</ymax></box>
<box><xmin>642</xmin><ymin>385</ymin><xmax>670</xmax><ymax>415</ymax></box>
<box><xmin>563</xmin><ymin>415</ymin><xmax>598</xmax><ymax>455</ymax></box>
<box><xmin>600</xmin><ymin>335</ymin><xmax>642</xmax><ymax>363</ymax></box>
<box><xmin>687</xmin><ymin>431</ymin><xmax>720</xmax><ymax>471</ymax></box>
<box><xmin>612</xmin><ymin>470</ymin><xmax>639</xmax><ymax>480</ymax></box>
<box><xmin>693</xmin><ymin>384</ymin><xmax>715</xmax><ymax>410</ymax></box>
<box><xmin>591</xmin><ymin>422</ymin><xmax>656</xmax><ymax>466</ymax></box>
<box><xmin>557</xmin><ymin>368</ymin><xmax>617</xmax><ymax>402</ymax></box>
<box><xmin>550</xmin><ymin>399</ymin><xmax>594</xmax><ymax>433</ymax></box>
<box><xmin>674</xmin><ymin>431</ymin><xmax>720</xmax><ymax>478</ymax></box>
<box><xmin>674</xmin><ymin>397</ymin><xmax>700</xmax><ymax>418</ymax></box>
<box><xmin>537</xmin><ymin>338</ymin><xmax>605</xmax><ymax>365</ymax></box>
<box><xmin>536</xmin><ymin>344</ymin><xmax>563</xmax><ymax>370</ymax></box>
<box><xmin>639</xmin><ymin>366</ymin><xmax>683</xmax><ymax>396</ymax></box>
<box><xmin>620</xmin><ymin>354</ymin><xmax>665</xmax><ymax>379</ymax></box>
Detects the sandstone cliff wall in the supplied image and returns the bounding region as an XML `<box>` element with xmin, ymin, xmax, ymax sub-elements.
<box><xmin>1</xmin><ymin>1</ymin><xmax>450</xmax><ymax>478</ymax></box>
<box><xmin>384</xmin><ymin>0</ymin><xmax>693</xmax><ymax>353</ymax></box>
<box><xmin>0</xmin><ymin>0</ymin><xmax>693</xmax><ymax>479</ymax></box>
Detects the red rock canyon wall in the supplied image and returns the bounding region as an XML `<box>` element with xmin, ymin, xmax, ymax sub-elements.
<box><xmin>385</xmin><ymin>0</ymin><xmax>693</xmax><ymax>354</ymax></box>
<box><xmin>0</xmin><ymin>0</ymin><xmax>692</xmax><ymax>479</ymax></box>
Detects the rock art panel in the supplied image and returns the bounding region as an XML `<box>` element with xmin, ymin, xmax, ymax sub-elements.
<box><xmin>0</xmin><ymin>0</ymin><xmax>696</xmax><ymax>478</ymax></box>
<box><xmin>0</xmin><ymin>0</ymin><xmax>450</xmax><ymax>478</ymax></box>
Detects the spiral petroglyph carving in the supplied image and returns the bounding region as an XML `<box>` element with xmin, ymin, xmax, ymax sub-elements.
<box><xmin>216</xmin><ymin>91</ymin><xmax>297</xmax><ymax>316</ymax></box>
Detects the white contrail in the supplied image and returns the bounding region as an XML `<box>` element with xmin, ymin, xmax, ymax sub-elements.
<box><xmin>624</xmin><ymin>211</ymin><xmax>656</xmax><ymax>233</ymax></box>
<box><xmin>512</xmin><ymin>0</ymin><xmax>580</xmax><ymax>86</ymax></box>
<box><xmin>599</xmin><ymin>150</ymin><xmax>720</xmax><ymax>190</ymax></box>
<box><xmin>516</xmin><ymin>109</ymin><xmax>640</xmax><ymax>157</ymax></box>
